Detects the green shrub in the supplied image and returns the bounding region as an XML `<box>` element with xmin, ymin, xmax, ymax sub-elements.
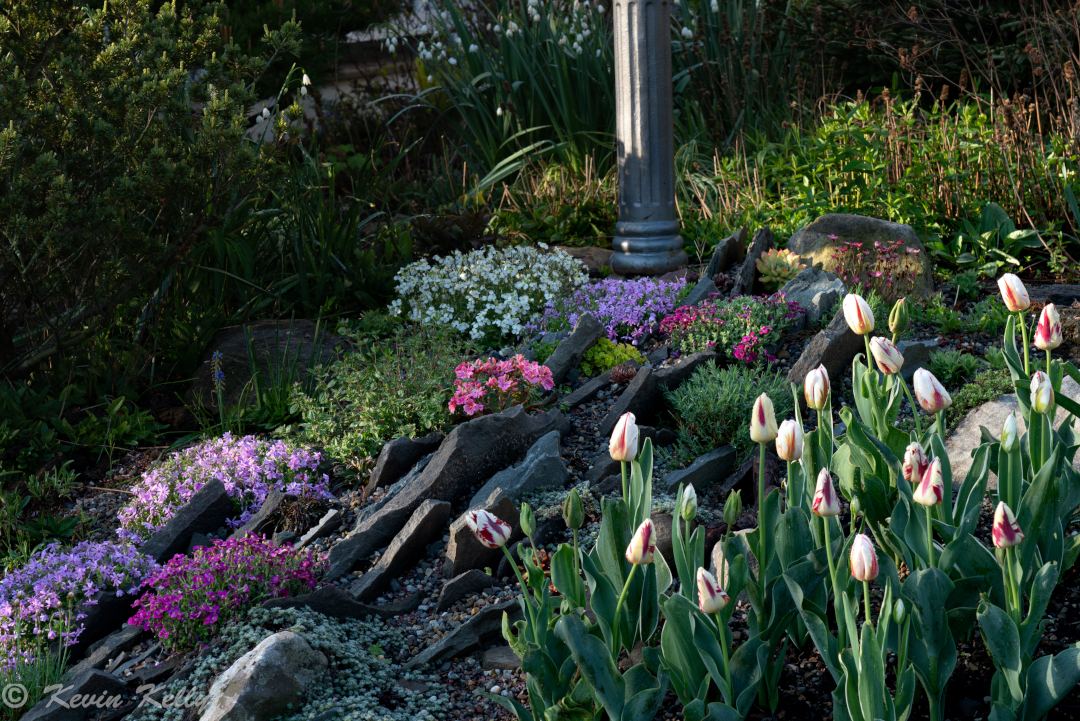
<box><xmin>580</xmin><ymin>339</ymin><xmax>646</xmax><ymax>377</ymax></box>
<box><xmin>928</xmin><ymin>349</ymin><xmax>986</xmax><ymax>387</ymax></box>
<box><xmin>531</xmin><ymin>341</ymin><xmax>559</xmax><ymax>365</ymax></box>
<box><xmin>0</xmin><ymin>0</ymin><xmax>299</xmax><ymax>371</ymax></box>
<box><xmin>285</xmin><ymin>327</ymin><xmax>468</xmax><ymax>474</ymax></box>
<box><xmin>664</xmin><ymin>362</ymin><xmax>794</xmax><ymax>462</ymax></box>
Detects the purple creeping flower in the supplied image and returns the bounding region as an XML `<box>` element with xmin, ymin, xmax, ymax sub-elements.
<box><xmin>0</xmin><ymin>541</ymin><xmax>159</xmax><ymax>670</ymax></box>
<box><xmin>526</xmin><ymin>278</ymin><xmax>687</xmax><ymax>345</ymax></box>
<box><xmin>117</xmin><ymin>433</ymin><xmax>332</xmax><ymax>544</ymax></box>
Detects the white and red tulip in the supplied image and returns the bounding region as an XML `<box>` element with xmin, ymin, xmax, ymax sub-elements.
<box><xmin>913</xmin><ymin>368</ymin><xmax>952</xmax><ymax>414</ymax></box>
<box><xmin>869</xmin><ymin>336</ymin><xmax>904</xmax><ymax>375</ymax></box>
<box><xmin>902</xmin><ymin>442</ymin><xmax>929</xmax><ymax>484</ymax></box>
<box><xmin>776</xmin><ymin>420</ymin><xmax>804</xmax><ymax>461</ymax></box>
<box><xmin>1035</xmin><ymin>303</ymin><xmax>1062</xmax><ymax>351</ymax></box>
<box><xmin>805</xmin><ymin>365</ymin><xmax>830</xmax><ymax>410</ymax></box>
<box><xmin>992</xmin><ymin>502</ymin><xmax>1025</xmax><ymax>549</ymax></box>
<box><xmin>696</xmin><ymin>567</ymin><xmax>730</xmax><ymax>614</ymax></box>
<box><xmin>843</xmin><ymin>293</ymin><xmax>875</xmax><ymax>335</ymax></box>
<box><xmin>609</xmin><ymin>412</ymin><xmax>640</xmax><ymax>462</ymax></box>
<box><xmin>997</xmin><ymin>273</ymin><xmax>1030</xmax><ymax>313</ymax></box>
<box><xmin>812</xmin><ymin>467</ymin><xmax>841</xmax><ymax>518</ymax></box>
<box><xmin>1030</xmin><ymin>372</ymin><xmax>1054</xmax><ymax>415</ymax></box>
<box><xmin>850</xmin><ymin>534</ymin><xmax>879</xmax><ymax>582</ymax></box>
<box><xmin>465</xmin><ymin>509</ymin><xmax>512</xmax><ymax>549</ymax></box>
<box><xmin>626</xmin><ymin>518</ymin><xmax>656</xmax><ymax>565</ymax></box>
<box><xmin>913</xmin><ymin>458</ymin><xmax>945</xmax><ymax>508</ymax></box>
<box><xmin>750</xmin><ymin>393</ymin><xmax>779</xmax><ymax>444</ymax></box>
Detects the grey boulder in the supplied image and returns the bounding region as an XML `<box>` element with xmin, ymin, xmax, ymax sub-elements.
<box><xmin>544</xmin><ymin>313</ymin><xmax>604</xmax><ymax>386</ymax></box>
<box><xmin>469</xmin><ymin>430</ymin><xmax>569</xmax><ymax>507</ymax></box>
<box><xmin>405</xmin><ymin>600</ymin><xmax>522</xmax><ymax>669</ymax></box>
<box><xmin>779</xmin><ymin>268</ymin><xmax>845</xmax><ymax>329</ymax></box>
<box><xmin>658</xmin><ymin>446</ymin><xmax>737</xmax><ymax>494</ymax></box>
<box><xmin>140</xmin><ymin>479</ymin><xmax>233</xmax><ymax>564</ymax></box>
<box><xmin>349</xmin><ymin>499</ymin><xmax>451</xmax><ymax>602</ymax></box>
<box><xmin>368</xmin><ymin>432</ymin><xmax>444</xmax><ymax>491</ymax></box>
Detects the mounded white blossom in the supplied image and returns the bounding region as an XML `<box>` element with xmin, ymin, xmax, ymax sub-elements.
<box><xmin>390</xmin><ymin>245</ymin><xmax>588</xmax><ymax>342</ymax></box>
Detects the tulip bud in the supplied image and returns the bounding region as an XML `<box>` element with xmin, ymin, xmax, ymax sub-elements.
<box><xmin>894</xmin><ymin>598</ymin><xmax>906</xmax><ymax>623</ymax></box>
<box><xmin>850</xmin><ymin>496</ymin><xmax>861</xmax><ymax>518</ymax></box>
<box><xmin>680</xmin><ymin>485</ymin><xmax>698</xmax><ymax>522</ymax></box>
<box><xmin>997</xmin><ymin>273</ymin><xmax>1030</xmax><ymax>313</ymax></box>
<box><xmin>723</xmin><ymin>491</ymin><xmax>742</xmax><ymax>527</ymax></box>
<box><xmin>750</xmin><ymin>393</ymin><xmax>779</xmax><ymax>443</ymax></box>
<box><xmin>889</xmin><ymin>298</ymin><xmax>910</xmax><ymax>336</ymax></box>
<box><xmin>696</xmin><ymin>568</ymin><xmax>730</xmax><ymax>614</ymax></box>
<box><xmin>902</xmin><ymin>442</ymin><xmax>929</xmax><ymax>484</ymax></box>
<box><xmin>913</xmin><ymin>458</ymin><xmax>945</xmax><ymax>507</ymax></box>
<box><xmin>869</xmin><ymin>336</ymin><xmax>905</xmax><ymax>375</ymax></box>
<box><xmin>1000</xmin><ymin>413</ymin><xmax>1019</xmax><ymax>453</ymax></box>
<box><xmin>1035</xmin><ymin>303</ymin><xmax>1062</xmax><ymax>351</ymax></box>
<box><xmin>913</xmin><ymin>368</ymin><xmax>953</xmax><ymax>414</ymax></box>
<box><xmin>775</xmin><ymin>419</ymin><xmax>803</xmax><ymax>461</ymax></box>
<box><xmin>1031</xmin><ymin>372</ymin><xmax>1054</xmax><ymax>415</ymax></box>
<box><xmin>843</xmin><ymin>293</ymin><xmax>875</xmax><ymax>335</ymax></box>
<box><xmin>850</xmin><ymin>534</ymin><xmax>879</xmax><ymax>582</ymax></box>
<box><xmin>563</xmin><ymin>489</ymin><xmax>585</xmax><ymax>530</ymax></box>
<box><xmin>520</xmin><ymin>503</ymin><xmax>536</xmax><ymax>538</ymax></box>
<box><xmin>811</xmin><ymin>467</ymin><xmax>840</xmax><ymax>518</ymax></box>
<box><xmin>609</xmin><ymin>412</ymin><xmax>639</xmax><ymax>462</ymax></box>
<box><xmin>625</xmin><ymin>518</ymin><xmax>656</xmax><ymax>564</ymax></box>
<box><xmin>992</xmin><ymin>502</ymin><xmax>1025</xmax><ymax>549</ymax></box>
<box><xmin>805</xmin><ymin>365</ymin><xmax>830</xmax><ymax>410</ymax></box>
<box><xmin>465</xmin><ymin>509</ymin><xmax>513</xmax><ymax>549</ymax></box>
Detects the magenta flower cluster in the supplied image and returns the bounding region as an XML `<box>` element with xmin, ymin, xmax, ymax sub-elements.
<box><xmin>449</xmin><ymin>354</ymin><xmax>555</xmax><ymax>416</ymax></box>
<box><xmin>0</xmin><ymin>541</ymin><xmax>159</xmax><ymax>670</ymax></box>
<box><xmin>117</xmin><ymin>433</ymin><xmax>332</xmax><ymax>544</ymax></box>
<box><xmin>660</xmin><ymin>294</ymin><xmax>804</xmax><ymax>363</ymax></box>
<box><xmin>129</xmin><ymin>535</ymin><xmax>320</xmax><ymax>651</ymax></box>
<box><xmin>526</xmin><ymin>277</ymin><xmax>688</xmax><ymax>345</ymax></box>
<box><xmin>829</xmin><ymin>236</ymin><xmax>919</xmax><ymax>301</ymax></box>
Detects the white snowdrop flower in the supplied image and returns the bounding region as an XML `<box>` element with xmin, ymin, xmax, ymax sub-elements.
<box><xmin>449</xmin><ymin>56</ymin><xmax>457</xmax><ymax>65</ymax></box>
<box><xmin>421</xmin><ymin>24</ymin><xmax>428</xmax><ymax>32</ymax></box>
<box><xmin>710</xmin><ymin>0</ymin><xmax>718</xmax><ymax>9</ymax></box>
<box><xmin>261</xmin><ymin>107</ymin><xmax>271</xmax><ymax>119</ymax></box>
<box><xmin>583</xmin><ymin>28</ymin><xmax>590</xmax><ymax>37</ymax></box>
<box><xmin>469</xmin><ymin>44</ymin><xmax>479</xmax><ymax>52</ymax></box>
<box><xmin>441</xmin><ymin>10</ymin><xmax>449</xmax><ymax>20</ymax></box>
<box><xmin>427</xmin><ymin>75</ymin><xmax>434</xmax><ymax>82</ymax></box>
<box><xmin>681</xmin><ymin>26</ymin><xmax>693</xmax><ymax>37</ymax></box>
<box><xmin>493</xmin><ymin>24</ymin><xmax>501</xmax><ymax>32</ymax></box>
<box><xmin>596</xmin><ymin>48</ymin><xmax>601</xmax><ymax>57</ymax></box>
<box><xmin>300</xmin><ymin>85</ymin><xmax>308</xmax><ymax>95</ymax></box>
<box><xmin>598</xmin><ymin>4</ymin><xmax>604</xmax><ymax>11</ymax></box>
<box><xmin>576</xmin><ymin>33</ymin><xmax>583</xmax><ymax>42</ymax></box>
<box><xmin>497</xmin><ymin>106</ymin><xmax>504</xmax><ymax>116</ymax></box>
<box><xmin>559</xmin><ymin>36</ymin><xmax>566</xmax><ymax>44</ymax></box>
<box><xmin>302</xmin><ymin>73</ymin><xmax>311</xmax><ymax>86</ymax></box>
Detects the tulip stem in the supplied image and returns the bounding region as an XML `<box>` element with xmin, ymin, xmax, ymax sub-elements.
<box><xmin>757</xmin><ymin>442</ymin><xmax>767</xmax><ymax>630</ymax></box>
<box><xmin>925</xmin><ymin>506</ymin><xmax>935</xmax><ymax>569</ymax></box>
<box><xmin>572</xmin><ymin>528</ymin><xmax>580</xmax><ymax>579</ymax></box>
<box><xmin>863</xmin><ymin>580</ymin><xmax>872</xmax><ymax>629</ymax></box>
<box><xmin>712</xmin><ymin>611</ymin><xmax>735</xmax><ymax>703</ymax></box>
<box><xmin>613</xmin><ymin>563</ymin><xmax>640</xmax><ymax>655</ymax></box>
<box><xmin>620</xmin><ymin>461</ymin><xmax>627</xmax><ymax>501</ymax></box>
<box><xmin>1018</xmin><ymin>311</ymin><xmax>1031</xmax><ymax>377</ymax></box>
<box><xmin>935</xmin><ymin>410</ymin><xmax>946</xmax><ymax>442</ymax></box>
<box><xmin>1047</xmin><ymin>349</ymin><xmax>1052</xmax><ymax>376</ymax></box>
<box><xmin>898</xmin><ymin>374</ymin><xmax>923</xmax><ymax>438</ymax></box>
<box><xmin>823</xmin><ymin>519</ymin><xmax>844</xmax><ymax>648</ymax></box>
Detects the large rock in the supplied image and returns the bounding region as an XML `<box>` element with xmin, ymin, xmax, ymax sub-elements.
<box><xmin>444</xmin><ymin>490</ymin><xmax>521</xmax><ymax>577</ymax></box>
<box><xmin>682</xmin><ymin>278</ymin><xmax>720</xmax><ymax>307</ymax></box>
<box><xmin>436</xmin><ymin>570</ymin><xmax>499</xmax><ymax>612</ymax></box>
<box><xmin>20</xmin><ymin>669</ymin><xmax>127</xmax><ymax>721</ymax></box>
<box><xmin>787</xmin><ymin>214</ymin><xmax>934</xmax><ymax>297</ymax></box>
<box><xmin>140</xmin><ymin>479</ymin><xmax>234</xmax><ymax>564</ymax></box>
<box><xmin>598</xmin><ymin>350</ymin><xmax>720</xmax><ymax>436</ymax></box>
<box><xmin>778</xmin><ymin>268</ymin><xmax>845</xmax><ymax>329</ymax></box>
<box><xmin>483</xmin><ymin>646</ymin><xmax>522</xmax><ymax>670</ymax></box>
<box><xmin>555</xmin><ymin>245</ymin><xmax>613</xmax><ymax>277</ymax></box>
<box><xmin>61</xmin><ymin>625</ymin><xmax>144</xmax><ymax>682</ymax></box>
<box><xmin>469</xmin><ymin>431</ymin><xmax>569</xmax><ymax>507</ymax></box>
<box><xmin>349</xmin><ymin>500</ymin><xmax>451</xmax><ymax>602</ymax></box>
<box><xmin>325</xmin><ymin>407</ymin><xmax>568</xmax><ymax>580</ymax></box>
<box><xmin>787</xmin><ymin>308</ymin><xmax>864</xmax><ymax>406</ymax></box>
<box><xmin>585</xmin><ymin>452</ymin><xmax>622</xmax><ymax>486</ymax></box>
<box><xmin>405</xmin><ymin>600</ymin><xmax>522</xmax><ymax>669</ymax></box>
<box><xmin>561</xmin><ymin>370</ymin><xmax>614</xmax><ymax>410</ymax></box>
<box><xmin>731</xmin><ymin>228</ymin><xmax>773</xmax><ymax>296</ymax></box>
<box><xmin>294</xmin><ymin>509</ymin><xmax>343</xmax><ymax>550</ymax></box>
<box><xmin>368</xmin><ymin>432</ymin><xmax>444</xmax><ymax>491</ymax></box>
<box><xmin>59</xmin><ymin>591</ymin><xmax>144</xmax><ymax>664</ymax></box>
<box><xmin>545</xmin><ymin>313</ymin><xmax>604</xmax><ymax>386</ymax></box>
<box><xmin>262</xmin><ymin>585</ymin><xmax>421</xmax><ymax>621</ymax></box>
<box><xmin>229</xmin><ymin>490</ymin><xmax>294</xmax><ymax>540</ymax></box>
<box><xmin>198</xmin><ymin>631</ymin><xmax>327</xmax><ymax>721</ymax></box>
<box><xmin>944</xmin><ymin>376</ymin><xmax>1080</xmax><ymax>487</ymax></box>
<box><xmin>704</xmin><ymin>228</ymin><xmax>748</xmax><ymax>279</ymax></box>
<box><xmin>658</xmin><ymin>446</ymin><xmax>737</xmax><ymax>494</ymax></box>
<box><xmin>896</xmin><ymin>340</ymin><xmax>939</xmax><ymax>382</ymax></box>
<box><xmin>187</xmin><ymin>319</ymin><xmax>349</xmax><ymax>412</ymax></box>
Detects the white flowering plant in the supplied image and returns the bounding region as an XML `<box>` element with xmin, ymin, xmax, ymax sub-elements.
<box><xmin>389</xmin><ymin>244</ymin><xmax>587</xmax><ymax>345</ymax></box>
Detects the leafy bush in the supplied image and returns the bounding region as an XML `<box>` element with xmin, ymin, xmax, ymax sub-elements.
<box><xmin>129</xmin><ymin>536</ymin><xmax>320</xmax><ymax>651</ymax></box>
<box><xmin>288</xmin><ymin>328</ymin><xmax>467</xmax><ymax>471</ymax></box>
<box><xmin>494</xmin><ymin>162</ymin><xmax>617</xmax><ymax>247</ymax></box>
<box><xmin>449</xmin><ymin>356</ymin><xmax>554</xmax><ymax>417</ymax></box>
<box><xmin>661</xmin><ymin>294</ymin><xmax>804</xmax><ymax>363</ymax></box>
<box><xmin>0</xmin><ymin>541</ymin><xmax>159</xmax><ymax>670</ymax></box>
<box><xmin>665</xmin><ymin>362</ymin><xmax>794</xmax><ymax>461</ymax></box>
<box><xmin>0</xmin><ymin>0</ymin><xmax>299</xmax><ymax>370</ymax></box>
<box><xmin>117</xmin><ymin>434</ymin><xmax>331</xmax><ymax>544</ymax></box>
<box><xmin>928</xmin><ymin>349</ymin><xmax>986</xmax><ymax>387</ymax></box>
<box><xmin>529</xmin><ymin>277</ymin><xmax>689</xmax><ymax>346</ymax></box>
<box><xmin>580</xmin><ymin>338</ymin><xmax>646</xmax><ymax>377</ymax></box>
<box><xmin>390</xmin><ymin>245</ymin><xmax>587</xmax><ymax>346</ymax></box>
<box><xmin>530</xmin><ymin>341</ymin><xmax>559</xmax><ymax>365</ymax></box>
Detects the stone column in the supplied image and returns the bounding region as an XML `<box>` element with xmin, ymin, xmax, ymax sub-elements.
<box><xmin>610</xmin><ymin>0</ymin><xmax>687</xmax><ymax>276</ymax></box>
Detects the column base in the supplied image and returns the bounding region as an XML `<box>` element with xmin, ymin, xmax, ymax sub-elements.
<box><xmin>610</xmin><ymin>230</ymin><xmax>688</xmax><ymax>276</ymax></box>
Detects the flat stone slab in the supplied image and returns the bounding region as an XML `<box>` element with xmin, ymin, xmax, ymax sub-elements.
<box><xmin>658</xmin><ymin>446</ymin><xmax>736</xmax><ymax>494</ymax></box>
<box><xmin>483</xmin><ymin>646</ymin><xmax>522</xmax><ymax>670</ymax></box>
<box><xmin>544</xmin><ymin>313</ymin><xmax>603</xmax><ymax>386</ymax></box>
<box><xmin>369</xmin><ymin>432</ymin><xmax>444</xmax><ymax>491</ymax></box>
<box><xmin>436</xmin><ymin>570</ymin><xmax>499</xmax><ymax>612</ymax></box>
<box><xmin>561</xmin><ymin>370</ymin><xmax>614</xmax><ymax>410</ymax></box>
<box><xmin>262</xmin><ymin>585</ymin><xmax>422</xmax><ymax>620</ymax></box>
<box><xmin>469</xmin><ymin>431</ymin><xmax>568</xmax><ymax>507</ymax></box>
<box><xmin>787</xmin><ymin>308</ymin><xmax>863</xmax><ymax>407</ymax></box>
<box><xmin>140</xmin><ymin>478</ymin><xmax>233</xmax><ymax>564</ymax></box>
<box><xmin>682</xmin><ymin>278</ymin><xmax>719</xmax><ymax>307</ymax></box>
<box><xmin>598</xmin><ymin>350</ymin><xmax>720</xmax><ymax>436</ymax></box>
<box><xmin>405</xmin><ymin>600</ymin><xmax>522</xmax><ymax>669</ymax></box>
<box><xmin>731</xmin><ymin>228</ymin><xmax>773</xmax><ymax>296</ymax></box>
<box><xmin>349</xmin><ymin>499</ymin><xmax>451</xmax><ymax>602</ymax></box>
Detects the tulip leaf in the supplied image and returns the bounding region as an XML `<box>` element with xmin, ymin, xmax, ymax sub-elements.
<box><xmin>660</xmin><ymin>594</ymin><xmax>709</xmax><ymax>706</ymax></box>
<box><xmin>1020</xmin><ymin>647</ymin><xmax>1080</xmax><ymax>721</ymax></box>
<box><xmin>555</xmin><ymin>614</ymin><xmax>625</xmax><ymax>719</ymax></box>
<box><xmin>903</xmin><ymin>568</ymin><xmax>957</xmax><ymax>708</ymax></box>
<box><xmin>730</xmin><ymin>634</ymin><xmax>768</xmax><ymax>716</ymax></box>
<box><xmin>581</xmin><ymin>551</ymin><xmax>620</xmax><ymax>650</ymax></box>
<box><xmin>775</xmin><ymin>503</ymin><xmax>814</xmax><ymax>572</ymax></box>
<box><xmin>953</xmin><ymin>443</ymin><xmax>991</xmax><ymax>532</ymax></box>
<box><xmin>551</xmin><ymin>543</ymin><xmax>586</xmax><ymax>609</ymax></box>
<box><xmin>594</xmin><ymin>496</ymin><xmax>632</xmax><ymax>587</ymax></box>
<box><xmin>621</xmin><ymin>672</ymin><xmax>668</xmax><ymax>721</ymax></box>
<box><xmin>480</xmin><ymin>691</ymin><xmax>534</xmax><ymax>721</ymax></box>
<box><xmin>977</xmin><ymin>601</ymin><xmax>1024</xmax><ymax>705</ymax></box>
<box><xmin>1020</xmin><ymin>562</ymin><xmax>1058</xmax><ymax>657</ymax></box>
<box><xmin>692</xmin><ymin>609</ymin><xmax>733</xmax><ymax>703</ymax></box>
<box><xmin>637</xmin><ymin>563</ymin><xmax>660</xmax><ymax>647</ymax></box>
<box><xmin>654</xmin><ymin>542</ymin><xmax>673</xmax><ymax>597</ymax></box>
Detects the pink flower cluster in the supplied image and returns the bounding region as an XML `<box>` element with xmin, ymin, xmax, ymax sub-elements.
<box><xmin>733</xmin><ymin>327</ymin><xmax>778</xmax><ymax>364</ymax></box>
<box><xmin>830</xmin><ymin>237</ymin><xmax>919</xmax><ymax>301</ymax></box>
<box><xmin>129</xmin><ymin>535</ymin><xmax>321</xmax><ymax>651</ymax></box>
<box><xmin>449</xmin><ymin>354</ymin><xmax>555</xmax><ymax>416</ymax></box>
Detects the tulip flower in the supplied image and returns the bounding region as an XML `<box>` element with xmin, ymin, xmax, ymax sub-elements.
<box><xmin>1031</xmin><ymin>372</ymin><xmax>1053</xmax><ymax>415</ymax></box>
<box><xmin>563</xmin><ymin>488</ymin><xmax>584</xmax><ymax>530</ymax></box>
<box><xmin>1035</xmin><ymin>303</ymin><xmax>1062</xmax><ymax>351</ymax></box>
<box><xmin>843</xmin><ymin>293</ymin><xmax>875</xmax><ymax>335</ymax></box>
<box><xmin>902</xmin><ymin>443</ymin><xmax>929</xmax><ymax>484</ymax></box>
<box><xmin>869</xmin><ymin>336</ymin><xmax>904</xmax><ymax>375</ymax></box>
<box><xmin>805</xmin><ymin>365</ymin><xmax>830</xmax><ymax>410</ymax></box>
<box><xmin>913</xmin><ymin>368</ymin><xmax>952</xmax><ymax>438</ymax></box>
<box><xmin>625</xmin><ymin>518</ymin><xmax>656</xmax><ymax>565</ymax></box>
<box><xmin>520</xmin><ymin>503</ymin><xmax>536</xmax><ymax>538</ymax></box>
<box><xmin>1000</xmin><ymin>413</ymin><xmax>1018</xmax><ymax>454</ymax></box>
<box><xmin>889</xmin><ymin>297</ymin><xmax>910</xmax><ymax>340</ymax></box>
<box><xmin>465</xmin><ymin>509</ymin><xmax>512</xmax><ymax>549</ymax></box>
<box><xmin>812</xmin><ymin>468</ymin><xmax>840</xmax><ymax>518</ymax></box>
<box><xmin>913</xmin><ymin>459</ymin><xmax>945</xmax><ymax>508</ymax></box>
<box><xmin>680</xmin><ymin>484</ymin><xmax>699</xmax><ymax>522</ymax></box>
<box><xmin>697</xmin><ymin>568</ymin><xmax>730</xmax><ymax>614</ymax></box>
<box><xmin>723</xmin><ymin>490</ymin><xmax>742</xmax><ymax>527</ymax></box>
<box><xmin>850</xmin><ymin>534</ymin><xmax>879</xmax><ymax>582</ymax></box>
<box><xmin>609</xmin><ymin>412</ymin><xmax>639</xmax><ymax>462</ymax></box>
<box><xmin>997</xmin><ymin>273</ymin><xmax>1030</xmax><ymax>313</ymax></box>
<box><xmin>992</xmin><ymin>502</ymin><xmax>1024</xmax><ymax>549</ymax></box>
<box><xmin>775</xmin><ymin>420</ymin><xmax>803</xmax><ymax>461</ymax></box>
<box><xmin>750</xmin><ymin>394</ymin><xmax>778</xmax><ymax>443</ymax></box>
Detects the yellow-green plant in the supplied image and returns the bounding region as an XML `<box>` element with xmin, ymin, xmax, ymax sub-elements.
<box><xmin>581</xmin><ymin>338</ymin><xmax>646</xmax><ymax>377</ymax></box>
<box><xmin>755</xmin><ymin>249</ymin><xmax>806</xmax><ymax>291</ymax></box>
